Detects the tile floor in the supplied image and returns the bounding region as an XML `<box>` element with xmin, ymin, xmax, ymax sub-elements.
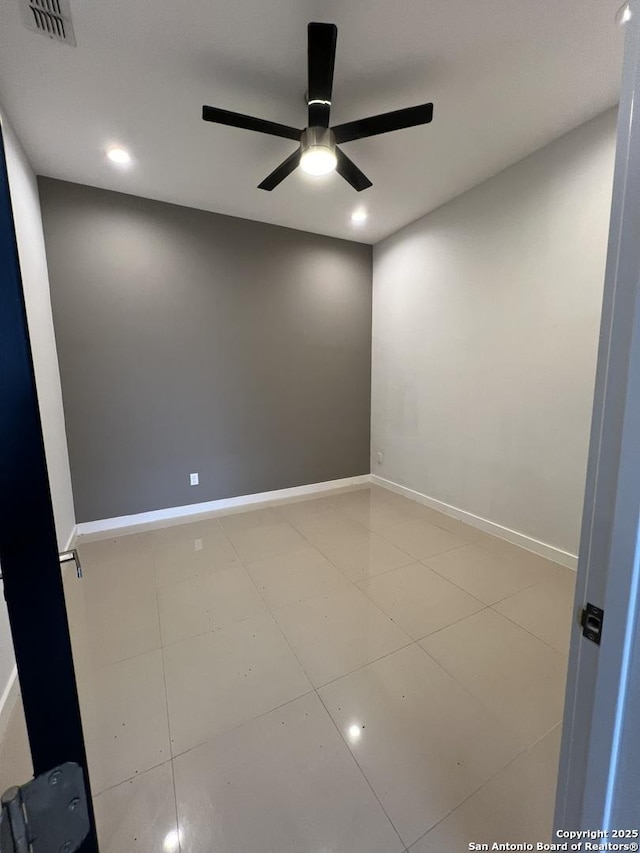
<box><xmin>6</xmin><ymin>485</ymin><xmax>576</xmax><ymax>852</ymax></box>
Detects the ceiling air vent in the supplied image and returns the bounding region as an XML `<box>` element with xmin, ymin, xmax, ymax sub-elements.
<box><xmin>20</xmin><ymin>0</ymin><xmax>76</xmax><ymax>46</ymax></box>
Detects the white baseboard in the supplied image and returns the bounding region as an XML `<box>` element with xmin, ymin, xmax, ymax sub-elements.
<box><xmin>74</xmin><ymin>470</ymin><xmax>578</xmax><ymax>567</ymax></box>
<box><xmin>371</xmin><ymin>475</ymin><xmax>578</xmax><ymax>570</ymax></box>
<box><xmin>76</xmin><ymin>475</ymin><xmax>370</xmax><ymax>541</ymax></box>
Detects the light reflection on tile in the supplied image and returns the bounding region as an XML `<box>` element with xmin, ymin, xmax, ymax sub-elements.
<box><xmin>93</xmin><ymin>762</ymin><xmax>178</xmax><ymax>853</ymax></box>
<box><xmin>56</xmin><ymin>486</ymin><xmax>567</xmax><ymax>852</ymax></box>
<box><xmin>173</xmin><ymin>693</ymin><xmax>404</xmax><ymax>853</ymax></box>
<box><xmin>319</xmin><ymin>644</ymin><xmax>522</xmax><ymax>846</ymax></box>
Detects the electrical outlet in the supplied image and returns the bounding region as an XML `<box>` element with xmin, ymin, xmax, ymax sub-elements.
<box><xmin>194</xmin><ymin>538</ymin><xmax>203</xmax><ymax>552</ymax></box>
<box><xmin>377</xmin><ymin>451</ymin><xmax>384</xmax><ymax>464</ymax></box>
<box><xmin>190</xmin><ymin>472</ymin><xmax>199</xmax><ymax>486</ymax></box>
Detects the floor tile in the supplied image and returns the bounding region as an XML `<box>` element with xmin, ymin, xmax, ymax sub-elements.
<box><xmin>158</xmin><ymin>566</ymin><xmax>266</xmax><ymax>645</ymax></box>
<box><xmin>529</xmin><ymin>724</ymin><xmax>562</xmax><ymax>779</ymax></box>
<box><xmin>245</xmin><ymin>546</ymin><xmax>348</xmax><ymax>608</ymax></box>
<box><xmin>94</xmin><ymin>761</ymin><xmax>178</xmax><ymax>853</ymax></box>
<box><xmin>319</xmin><ymin>644</ymin><xmax>522</xmax><ymax>846</ymax></box>
<box><xmin>273</xmin><ymin>585</ymin><xmax>411</xmax><ymax>687</ymax></box>
<box><xmin>276</xmin><ymin>495</ymin><xmax>346</xmax><ymax>524</ymax></box>
<box><xmin>163</xmin><ymin>611</ymin><xmax>311</xmax><ymax>755</ymax></box>
<box><xmin>173</xmin><ymin>693</ymin><xmax>404</xmax><ymax>853</ymax></box>
<box><xmin>218</xmin><ymin>507</ymin><xmax>283</xmax><ymax>535</ymax></box>
<box><xmin>57</xmin><ymin>487</ymin><xmax>573</xmax><ymax>852</ymax></box>
<box><xmin>413</xmin><ymin>507</ymin><xmax>484</xmax><ymax>540</ymax></box>
<box><xmin>317</xmin><ymin>530</ymin><xmax>414</xmax><ymax>581</ymax></box>
<box><xmin>326</xmin><ymin>486</ymin><xmax>384</xmax><ymax>512</ymax></box>
<box><xmin>149</xmin><ymin>516</ymin><xmax>223</xmax><ymax>546</ymax></box>
<box><xmin>424</xmin><ymin>544</ymin><xmax>556</xmax><ymax>605</ymax></box>
<box><xmin>79</xmin><ymin>550</ymin><xmax>156</xmax><ymax>598</ymax></box>
<box><xmin>78</xmin><ymin>649</ymin><xmax>170</xmax><ymax>794</ymax></box>
<box><xmin>152</xmin><ymin>528</ymin><xmax>241</xmax><ymax>588</ymax></box>
<box><xmin>408</xmin><ymin>751</ymin><xmax>556</xmax><ymax>851</ymax></box>
<box><xmin>358</xmin><ymin>563</ymin><xmax>485</xmax><ymax>640</ymax></box>
<box><xmin>292</xmin><ymin>509</ymin><xmax>369</xmax><ymax>544</ymax></box>
<box><xmin>225</xmin><ymin>520</ymin><xmax>308</xmax><ymax>563</ymax></box>
<box><xmin>472</xmin><ymin>533</ymin><xmax>571</xmax><ymax>577</ymax></box>
<box><xmin>494</xmin><ymin>571</ymin><xmax>577</xmax><ymax>653</ymax></box>
<box><xmin>77</xmin><ymin>532</ymin><xmax>152</xmax><ymax>566</ymax></box>
<box><xmin>421</xmin><ymin>609</ymin><xmax>567</xmax><ymax>748</ymax></box>
<box><xmin>378</xmin><ymin>518</ymin><xmax>466</xmax><ymax>560</ymax></box>
<box><xmin>342</xmin><ymin>499</ymin><xmax>424</xmax><ymax>531</ymax></box>
<box><xmin>71</xmin><ymin>565</ymin><xmax>161</xmax><ymax>670</ymax></box>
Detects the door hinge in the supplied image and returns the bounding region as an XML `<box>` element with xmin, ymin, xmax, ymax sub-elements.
<box><xmin>0</xmin><ymin>763</ymin><xmax>89</xmax><ymax>853</ymax></box>
<box><xmin>580</xmin><ymin>602</ymin><xmax>604</xmax><ymax>645</ymax></box>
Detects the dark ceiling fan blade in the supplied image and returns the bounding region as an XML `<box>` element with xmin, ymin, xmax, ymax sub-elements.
<box><xmin>202</xmin><ymin>106</ymin><xmax>301</xmax><ymax>141</ymax></box>
<box><xmin>335</xmin><ymin>148</ymin><xmax>372</xmax><ymax>192</ymax></box>
<box><xmin>332</xmin><ymin>102</ymin><xmax>434</xmax><ymax>144</ymax></box>
<box><xmin>258</xmin><ymin>149</ymin><xmax>301</xmax><ymax>191</ymax></box>
<box><xmin>307</xmin><ymin>22</ymin><xmax>337</xmax><ymax>128</ymax></box>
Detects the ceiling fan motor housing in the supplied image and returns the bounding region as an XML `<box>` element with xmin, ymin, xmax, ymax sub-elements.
<box><xmin>301</xmin><ymin>126</ymin><xmax>336</xmax><ymax>153</ymax></box>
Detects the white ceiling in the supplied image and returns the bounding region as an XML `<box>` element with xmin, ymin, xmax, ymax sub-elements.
<box><xmin>0</xmin><ymin>0</ymin><xmax>624</xmax><ymax>243</ymax></box>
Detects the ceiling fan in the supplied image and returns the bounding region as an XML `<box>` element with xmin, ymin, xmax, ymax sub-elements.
<box><xmin>202</xmin><ymin>22</ymin><xmax>434</xmax><ymax>192</ymax></box>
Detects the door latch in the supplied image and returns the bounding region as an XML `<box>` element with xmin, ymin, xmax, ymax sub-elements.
<box><xmin>58</xmin><ymin>549</ymin><xmax>82</xmax><ymax>579</ymax></box>
<box><xmin>0</xmin><ymin>763</ymin><xmax>90</xmax><ymax>853</ymax></box>
<box><xmin>580</xmin><ymin>602</ymin><xmax>604</xmax><ymax>645</ymax></box>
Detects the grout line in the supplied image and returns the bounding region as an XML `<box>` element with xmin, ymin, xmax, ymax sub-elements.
<box><xmin>413</xmin><ymin>637</ymin><xmax>552</xmax><ymax>764</ymax></box>
<box><xmin>406</xmin><ymin>746</ymin><xmax>533</xmax><ymax>850</ymax></box>
<box><xmin>151</xmin><ymin>547</ymin><xmax>181</xmax><ymax>846</ymax></box>
<box><xmin>169</xmin><ymin>759</ymin><xmax>182</xmax><ymax>853</ymax></box>
<box><xmin>487</xmin><ymin>604</ymin><xmax>570</xmax><ymax>658</ymax></box>
<box><xmin>222</xmin><ymin>501</ymin><xmax>408</xmax><ymax>848</ymax></box>
<box><xmin>312</xmin><ymin>639</ymin><xmax>416</xmax><ymax>691</ymax></box>
<box><xmin>412</xmin><ymin>604</ymin><xmax>491</xmax><ymax>644</ymax></box>
<box><xmin>314</xmin><ymin>688</ymin><xmax>409</xmax><ymax>850</ymax></box>
<box><xmin>91</xmin><ymin>756</ymin><xmax>173</xmax><ymax>798</ymax></box>
<box><xmin>77</xmin><ymin>485</ymin><xmax>563</xmax><ymax>850</ymax></box>
<box><xmin>166</xmin><ymin>690</ymin><xmax>318</xmax><ymax>765</ymax></box>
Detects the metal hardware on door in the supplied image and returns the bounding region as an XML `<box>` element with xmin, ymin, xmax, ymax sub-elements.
<box><xmin>0</xmin><ymin>762</ymin><xmax>90</xmax><ymax>853</ymax></box>
<box><xmin>1</xmin><ymin>551</ymin><xmax>82</xmax><ymax>583</ymax></box>
<box><xmin>580</xmin><ymin>603</ymin><xmax>604</xmax><ymax>645</ymax></box>
<box><xmin>58</xmin><ymin>550</ymin><xmax>82</xmax><ymax>579</ymax></box>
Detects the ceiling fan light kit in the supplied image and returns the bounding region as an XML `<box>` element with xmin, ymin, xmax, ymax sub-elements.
<box><xmin>202</xmin><ymin>22</ymin><xmax>434</xmax><ymax>192</ymax></box>
<box><xmin>299</xmin><ymin>127</ymin><xmax>337</xmax><ymax>176</ymax></box>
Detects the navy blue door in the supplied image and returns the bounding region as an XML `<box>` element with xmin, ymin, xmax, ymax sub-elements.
<box><xmin>0</xmin><ymin>126</ymin><xmax>98</xmax><ymax>851</ymax></box>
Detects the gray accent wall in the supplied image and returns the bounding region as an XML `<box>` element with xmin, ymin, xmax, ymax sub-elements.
<box><xmin>38</xmin><ymin>178</ymin><xmax>372</xmax><ymax>523</ymax></box>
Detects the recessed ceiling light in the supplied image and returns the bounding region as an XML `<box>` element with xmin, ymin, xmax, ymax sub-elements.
<box><xmin>616</xmin><ymin>2</ymin><xmax>632</xmax><ymax>24</ymax></box>
<box><xmin>106</xmin><ymin>147</ymin><xmax>131</xmax><ymax>165</ymax></box>
<box><xmin>351</xmin><ymin>209</ymin><xmax>368</xmax><ymax>224</ymax></box>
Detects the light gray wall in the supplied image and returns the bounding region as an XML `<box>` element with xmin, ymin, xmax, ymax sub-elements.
<box><xmin>371</xmin><ymin>109</ymin><xmax>617</xmax><ymax>556</ymax></box>
<box><xmin>39</xmin><ymin>179</ymin><xmax>372</xmax><ymax>523</ymax></box>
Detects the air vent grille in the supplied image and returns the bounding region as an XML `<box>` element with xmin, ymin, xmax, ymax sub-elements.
<box><xmin>21</xmin><ymin>0</ymin><xmax>76</xmax><ymax>46</ymax></box>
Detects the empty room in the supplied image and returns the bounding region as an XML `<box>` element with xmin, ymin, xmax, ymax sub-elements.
<box><xmin>0</xmin><ymin>0</ymin><xmax>637</xmax><ymax>851</ymax></box>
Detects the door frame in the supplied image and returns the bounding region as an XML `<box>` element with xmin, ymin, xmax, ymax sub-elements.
<box><xmin>555</xmin><ymin>0</ymin><xmax>640</xmax><ymax>830</ymax></box>
<box><xmin>0</xmin><ymin>123</ymin><xmax>98</xmax><ymax>850</ymax></box>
